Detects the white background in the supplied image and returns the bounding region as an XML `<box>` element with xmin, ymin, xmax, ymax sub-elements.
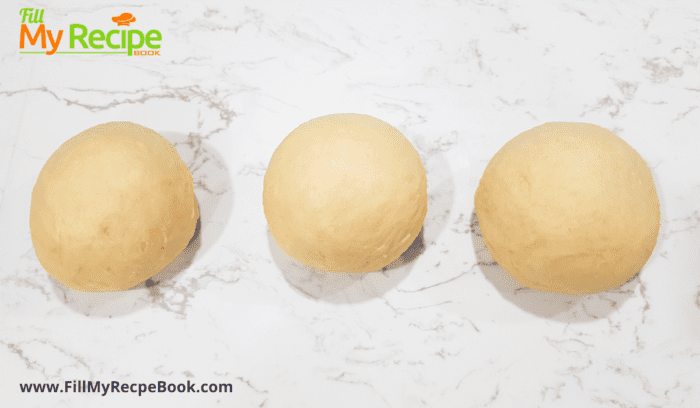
<box><xmin>1</xmin><ymin>1</ymin><xmax>699</xmax><ymax>407</ymax></box>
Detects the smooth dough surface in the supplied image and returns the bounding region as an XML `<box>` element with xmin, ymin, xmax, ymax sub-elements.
<box><xmin>30</xmin><ymin>122</ymin><xmax>199</xmax><ymax>292</ymax></box>
<box><xmin>474</xmin><ymin>122</ymin><xmax>660</xmax><ymax>295</ymax></box>
<box><xmin>263</xmin><ymin>113</ymin><xmax>428</xmax><ymax>272</ymax></box>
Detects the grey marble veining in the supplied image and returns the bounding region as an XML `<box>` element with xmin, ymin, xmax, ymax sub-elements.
<box><xmin>1</xmin><ymin>1</ymin><xmax>699</xmax><ymax>407</ymax></box>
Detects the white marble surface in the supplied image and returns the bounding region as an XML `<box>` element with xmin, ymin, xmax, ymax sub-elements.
<box><xmin>1</xmin><ymin>0</ymin><xmax>699</xmax><ymax>407</ymax></box>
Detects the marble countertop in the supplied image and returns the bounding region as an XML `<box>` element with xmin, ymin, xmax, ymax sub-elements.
<box><xmin>1</xmin><ymin>1</ymin><xmax>699</xmax><ymax>407</ymax></box>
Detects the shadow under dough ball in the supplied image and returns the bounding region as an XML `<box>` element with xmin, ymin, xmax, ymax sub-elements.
<box><xmin>474</xmin><ymin>122</ymin><xmax>660</xmax><ymax>295</ymax></box>
<box><xmin>263</xmin><ymin>113</ymin><xmax>428</xmax><ymax>273</ymax></box>
<box><xmin>30</xmin><ymin>122</ymin><xmax>199</xmax><ymax>292</ymax></box>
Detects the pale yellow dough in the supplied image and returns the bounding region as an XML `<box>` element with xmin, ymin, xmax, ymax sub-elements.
<box><xmin>30</xmin><ymin>122</ymin><xmax>199</xmax><ymax>292</ymax></box>
<box><xmin>263</xmin><ymin>113</ymin><xmax>428</xmax><ymax>272</ymax></box>
<box><xmin>475</xmin><ymin>122</ymin><xmax>660</xmax><ymax>295</ymax></box>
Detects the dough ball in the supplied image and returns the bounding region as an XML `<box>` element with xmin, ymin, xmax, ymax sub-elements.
<box><xmin>474</xmin><ymin>122</ymin><xmax>660</xmax><ymax>295</ymax></box>
<box><xmin>30</xmin><ymin>122</ymin><xmax>199</xmax><ymax>292</ymax></box>
<box><xmin>263</xmin><ymin>113</ymin><xmax>428</xmax><ymax>272</ymax></box>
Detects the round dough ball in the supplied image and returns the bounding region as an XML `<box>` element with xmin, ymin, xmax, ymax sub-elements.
<box><xmin>30</xmin><ymin>122</ymin><xmax>199</xmax><ymax>292</ymax></box>
<box><xmin>263</xmin><ymin>113</ymin><xmax>428</xmax><ymax>272</ymax></box>
<box><xmin>474</xmin><ymin>122</ymin><xmax>660</xmax><ymax>295</ymax></box>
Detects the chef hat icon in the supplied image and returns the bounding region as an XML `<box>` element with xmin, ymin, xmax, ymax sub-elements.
<box><xmin>112</xmin><ymin>13</ymin><xmax>136</xmax><ymax>26</ymax></box>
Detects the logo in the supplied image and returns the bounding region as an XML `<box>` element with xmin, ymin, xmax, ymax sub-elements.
<box><xmin>19</xmin><ymin>8</ymin><xmax>162</xmax><ymax>56</ymax></box>
<box><xmin>112</xmin><ymin>13</ymin><xmax>135</xmax><ymax>27</ymax></box>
